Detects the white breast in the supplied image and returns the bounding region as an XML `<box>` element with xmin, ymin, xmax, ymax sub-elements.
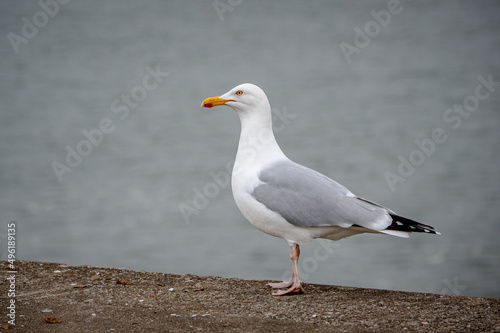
<box><xmin>231</xmin><ymin>159</ymin><xmax>317</xmax><ymax>244</ymax></box>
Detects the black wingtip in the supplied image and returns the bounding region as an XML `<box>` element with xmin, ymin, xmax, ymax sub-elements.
<box><xmin>387</xmin><ymin>214</ymin><xmax>440</xmax><ymax>235</ymax></box>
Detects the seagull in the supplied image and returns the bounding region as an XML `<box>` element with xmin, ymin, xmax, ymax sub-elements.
<box><xmin>201</xmin><ymin>83</ymin><xmax>439</xmax><ymax>296</ymax></box>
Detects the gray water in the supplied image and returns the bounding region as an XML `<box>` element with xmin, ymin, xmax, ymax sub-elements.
<box><xmin>1</xmin><ymin>1</ymin><xmax>499</xmax><ymax>298</ymax></box>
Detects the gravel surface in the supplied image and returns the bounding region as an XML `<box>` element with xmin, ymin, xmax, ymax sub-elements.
<box><xmin>1</xmin><ymin>260</ymin><xmax>499</xmax><ymax>332</ymax></box>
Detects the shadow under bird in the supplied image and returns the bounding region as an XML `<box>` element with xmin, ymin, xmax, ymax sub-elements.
<box><xmin>201</xmin><ymin>83</ymin><xmax>440</xmax><ymax>296</ymax></box>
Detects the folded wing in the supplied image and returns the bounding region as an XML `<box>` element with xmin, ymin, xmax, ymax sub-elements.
<box><xmin>252</xmin><ymin>160</ymin><xmax>438</xmax><ymax>236</ymax></box>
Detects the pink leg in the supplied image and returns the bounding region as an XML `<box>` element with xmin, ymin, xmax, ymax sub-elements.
<box><xmin>266</xmin><ymin>244</ymin><xmax>304</xmax><ymax>296</ymax></box>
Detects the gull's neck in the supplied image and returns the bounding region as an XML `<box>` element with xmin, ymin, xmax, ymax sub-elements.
<box><xmin>234</xmin><ymin>107</ymin><xmax>287</xmax><ymax>171</ymax></box>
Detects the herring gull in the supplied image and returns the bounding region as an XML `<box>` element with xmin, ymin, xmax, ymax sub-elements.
<box><xmin>201</xmin><ymin>83</ymin><xmax>439</xmax><ymax>296</ymax></box>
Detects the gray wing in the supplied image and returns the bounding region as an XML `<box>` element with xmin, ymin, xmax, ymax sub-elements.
<box><xmin>252</xmin><ymin>160</ymin><xmax>392</xmax><ymax>231</ymax></box>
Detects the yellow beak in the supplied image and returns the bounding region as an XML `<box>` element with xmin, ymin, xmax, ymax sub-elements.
<box><xmin>201</xmin><ymin>96</ymin><xmax>235</xmax><ymax>108</ymax></box>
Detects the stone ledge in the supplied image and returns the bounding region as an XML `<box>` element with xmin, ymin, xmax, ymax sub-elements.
<box><xmin>1</xmin><ymin>260</ymin><xmax>499</xmax><ymax>332</ymax></box>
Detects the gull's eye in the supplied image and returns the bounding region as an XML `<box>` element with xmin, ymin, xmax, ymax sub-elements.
<box><xmin>235</xmin><ymin>90</ymin><xmax>243</xmax><ymax>96</ymax></box>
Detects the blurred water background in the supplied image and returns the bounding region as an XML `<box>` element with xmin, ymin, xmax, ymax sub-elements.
<box><xmin>1</xmin><ymin>0</ymin><xmax>499</xmax><ymax>298</ymax></box>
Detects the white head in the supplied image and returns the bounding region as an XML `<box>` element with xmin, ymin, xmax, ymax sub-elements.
<box><xmin>201</xmin><ymin>83</ymin><xmax>271</xmax><ymax>115</ymax></box>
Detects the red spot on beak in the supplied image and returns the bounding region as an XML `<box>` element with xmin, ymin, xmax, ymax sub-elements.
<box><xmin>203</xmin><ymin>103</ymin><xmax>213</xmax><ymax>108</ymax></box>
